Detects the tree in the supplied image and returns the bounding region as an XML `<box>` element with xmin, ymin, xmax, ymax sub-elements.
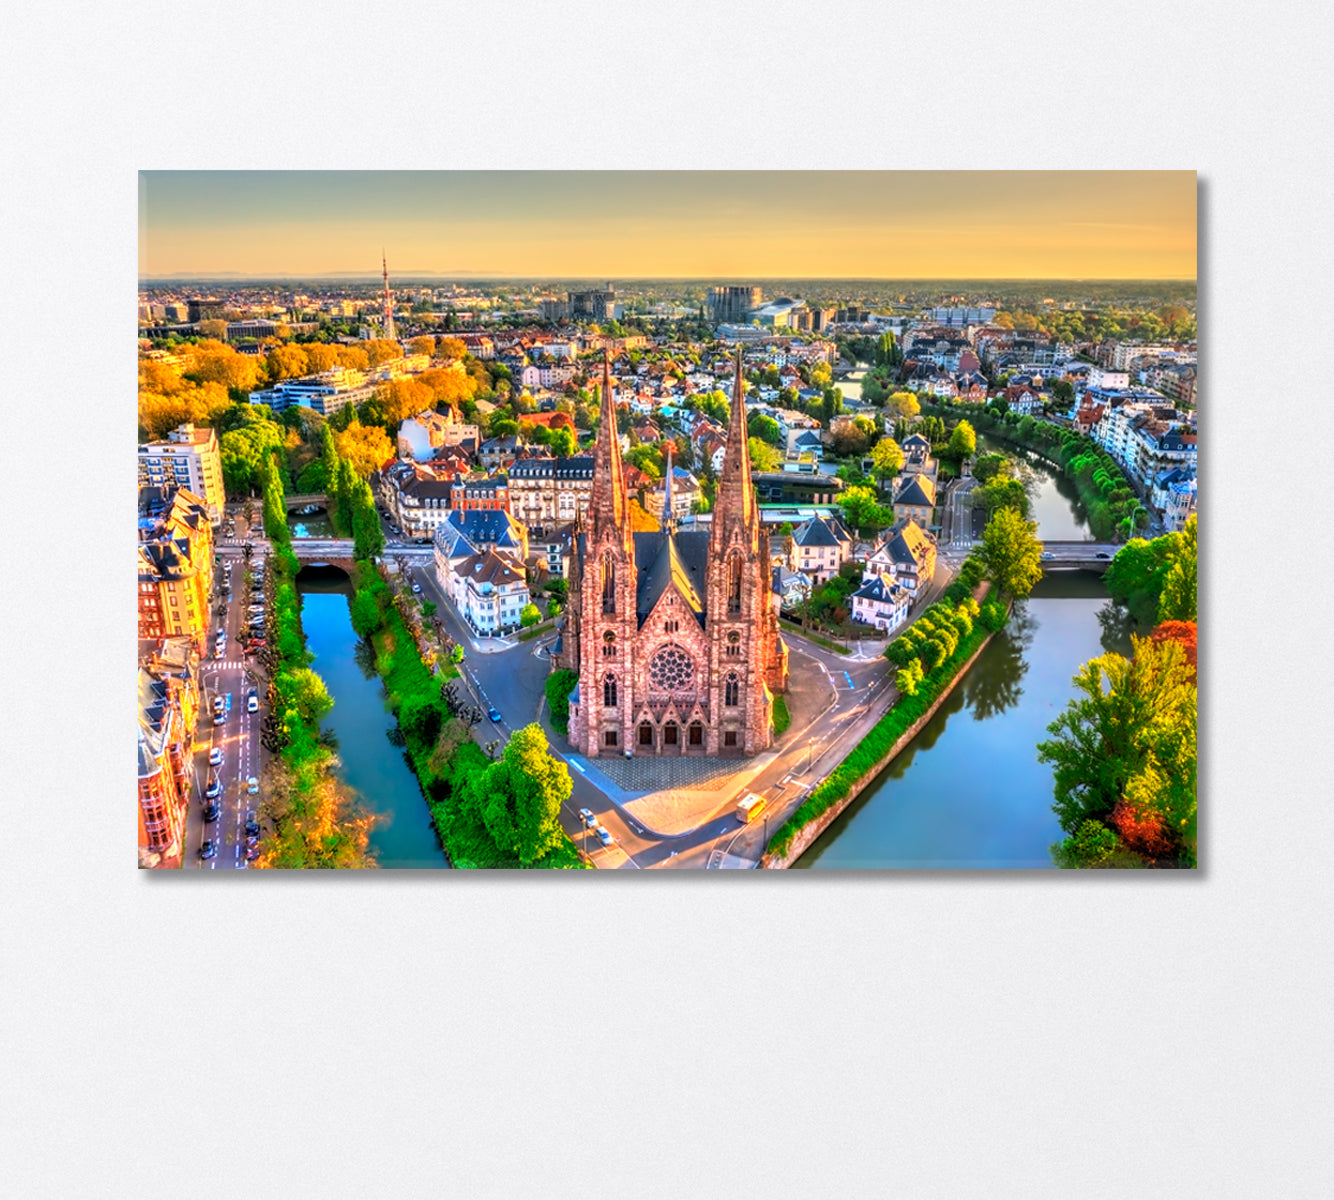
<box><xmin>870</xmin><ymin>437</ymin><xmax>905</xmax><ymax>481</ymax></box>
<box><xmin>1158</xmin><ymin>514</ymin><xmax>1197</xmax><ymax>623</ymax></box>
<box><xmin>885</xmin><ymin>391</ymin><xmax>920</xmax><ymax>420</ymax></box>
<box><xmin>972</xmin><ymin>452</ymin><xmax>1007</xmax><ymax>484</ymax></box>
<box><xmin>548</xmin><ymin>427</ymin><xmax>577</xmax><ymax>458</ymax></box>
<box><xmin>265</xmin><ymin>343</ymin><xmax>310</xmax><ymax>382</ymax></box>
<box><xmin>1038</xmin><ymin>635</ymin><xmax>1196</xmax><ymax>866</ymax></box>
<box><xmin>978</xmin><ymin>507</ymin><xmax>1043</xmax><ymax>599</ymax></box>
<box><xmin>274</xmin><ymin>667</ymin><xmax>334</xmax><ymax>725</ymax></box>
<box><xmin>519</xmin><ymin>603</ymin><xmax>542</xmax><ymax>628</ymax></box>
<box><xmin>198</xmin><ymin>318</ymin><xmax>229</xmax><ymax>340</ymax></box>
<box><xmin>947</xmin><ymin>419</ymin><xmax>977</xmax><ymax>460</ymax></box>
<box><xmin>334</xmin><ymin>420</ymin><xmax>394</xmax><ymax>479</ymax></box>
<box><xmin>748</xmin><ymin>413</ymin><xmax>783</xmax><ymax>445</ymax></box>
<box><xmin>408</xmin><ymin>336</ymin><xmax>436</xmax><ymax>358</ymax></box>
<box><xmin>461</xmin><ymin>723</ymin><xmax>571</xmax><ymax>864</ymax></box>
<box><xmin>437</xmin><ymin>336</ymin><xmax>467</xmax><ymax>361</ymax></box>
<box><xmin>748</xmin><ymin>437</ymin><xmax>782</xmax><ymax>472</ymax></box>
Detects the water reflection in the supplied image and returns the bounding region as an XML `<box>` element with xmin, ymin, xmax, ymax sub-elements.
<box><xmin>977</xmin><ymin>431</ymin><xmax>1093</xmax><ymax>541</ymax></box>
<box><xmin>965</xmin><ymin>605</ymin><xmax>1034</xmax><ymax>721</ymax></box>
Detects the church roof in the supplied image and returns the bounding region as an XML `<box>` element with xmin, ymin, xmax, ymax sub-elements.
<box><xmin>636</xmin><ymin>533</ymin><xmax>705</xmax><ymax>624</ymax></box>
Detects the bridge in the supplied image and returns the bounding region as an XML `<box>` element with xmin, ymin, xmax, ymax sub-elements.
<box><xmin>283</xmin><ymin>492</ymin><xmax>329</xmax><ymax>511</ymax></box>
<box><xmin>1038</xmin><ymin>541</ymin><xmax>1119</xmax><ymax>572</ymax></box>
<box><xmin>289</xmin><ymin>537</ymin><xmax>437</xmax><ymax>574</ymax></box>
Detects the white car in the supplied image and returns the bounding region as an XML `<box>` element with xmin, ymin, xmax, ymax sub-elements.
<box><xmin>246</xmin><ymin>776</ymin><xmax>259</xmax><ymax>795</ymax></box>
<box><xmin>247</xmin><ymin>692</ymin><xmax>259</xmax><ymax>713</ymax></box>
<box><xmin>411</xmin><ymin>583</ymin><xmax>422</xmax><ymax>594</ymax></box>
<box><xmin>208</xmin><ymin>747</ymin><xmax>223</xmax><ymax>767</ymax></box>
<box><xmin>594</xmin><ymin>826</ymin><xmax>615</xmax><ymax>848</ymax></box>
<box><xmin>579</xmin><ymin>808</ymin><xmax>596</xmax><ymax>829</ymax></box>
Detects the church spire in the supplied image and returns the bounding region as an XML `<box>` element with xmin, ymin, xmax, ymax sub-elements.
<box><xmin>712</xmin><ymin>347</ymin><xmax>757</xmax><ymax>536</ymax></box>
<box><xmin>588</xmin><ymin>349</ymin><xmax>630</xmax><ymax>547</ymax></box>
<box><xmin>661</xmin><ymin>439</ymin><xmax>675</xmax><ymax>533</ymax></box>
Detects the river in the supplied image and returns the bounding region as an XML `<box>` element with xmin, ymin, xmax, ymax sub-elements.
<box><xmin>797</xmin><ymin>439</ymin><xmax>1122</xmax><ymax>869</ymax></box>
<box><xmin>297</xmin><ymin>568</ymin><xmax>450</xmax><ymax>868</ymax></box>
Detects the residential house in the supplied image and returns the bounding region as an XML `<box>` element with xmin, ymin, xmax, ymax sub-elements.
<box><xmin>891</xmin><ymin>472</ymin><xmax>936</xmax><ymax>527</ymax></box>
<box><xmin>850</xmin><ymin>571</ymin><xmax>911</xmax><ymax>633</ymax></box>
<box><xmin>789</xmin><ymin>514</ymin><xmax>854</xmax><ymax>583</ymax></box>
<box><xmin>137</xmin><ymin>423</ymin><xmax>226</xmax><ymax>523</ymax></box>
<box><xmin>1150</xmin><ymin>468</ymin><xmax>1197</xmax><ymax>533</ymax></box>
<box><xmin>506</xmin><ymin>454</ymin><xmax>596</xmax><ymax>532</ymax></box>
<box><xmin>448</xmin><ymin>549</ymin><xmax>531</xmax><ymax>637</ymax></box>
<box><xmin>865</xmin><ymin>519</ymin><xmax>937</xmax><ymax>595</ymax></box>
<box><xmin>771</xmin><ymin>565</ymin><xmax>813</xmax><ymax>610</ymax></box>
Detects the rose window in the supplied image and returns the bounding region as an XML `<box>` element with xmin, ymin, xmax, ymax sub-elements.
<box><xmin>648</xmin><ymin>645</ymin><xmax>694</xmax><ymax>692</ymax></box>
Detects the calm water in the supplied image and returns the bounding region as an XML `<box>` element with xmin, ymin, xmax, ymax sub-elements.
<box><xmin>837</xmin><ymin>369</ymin><xmax>865</xmax><ymax>402</ymax></box>
<box><xmin>298</xmin><ymin>569</ymin><xmax>449</xmax><ymax>868</ymax></box>
<box><xmin>797</xmin><ymin>574</ymin><xmax>1132</xmax><ymax>869</ymax></box>
<box><xmin>977</xmin><ymin>430</ymin><xmax>1094</xmax><ymax>542</ymax></box>
<box><xmin>290</xmin><ymin>512</ymin><xmax>335</xmax><ymax>539</ymax></box>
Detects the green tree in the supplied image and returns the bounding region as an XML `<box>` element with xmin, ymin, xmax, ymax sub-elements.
<box><xmin>971</xmin><ymin>452</ymin><xmax>1007</xmax><ymax>484</ymax></box>
<box><xmin>519</xmin><ymin>603</ymin><xmax>542</xmax><ymax>628</ymax></box>
<box><xmin>274</xmin><ymin>667</ymin><xmax>334</xmax><ymax>726</ymax></box>
<box><xmin>979</xmin><ymin>507</ymin><xmax>1043</xmax><ymax>599</ymax></box>
<box><xmin>748</xmin><ymin>413</ymin><xmax>783</xmax><ymax>445</ymax></box>
<box><xmin>463</xmin><ymin>723</ymin><xmax>572</xmax><ymax>865</ymax></box>
<box><xmin>1038</xmin><ymin>636</ymin><xmax>1197</xmax><ymax>863</ymax></box>
<box><xmin>885</xmin><ymin>391</ymin><xmax>921</xmax><ymax>421</ymax></box>
<box><xmin>748</xmin><ymin>437</ymin><xmax>783</xmax><ymax>471</ymax></box>
<box><xmin>1158</xmin><ymin>514</ymin><xmax>1197</xmax><ymax>623</ymax></box>
<box><xmin>948</xmin><ymin>419</ymin><xmax>977</xmax><ymax>460</ymax></box>
<box><xmin>1050</xmin><ymin>820</ymin><xmax>1121</xmax><ymax>868</ymax></box>
<box><xmin>870</xmin><ymin>437</ymin><xmax>905</xmax><ymax>481</ymax></box>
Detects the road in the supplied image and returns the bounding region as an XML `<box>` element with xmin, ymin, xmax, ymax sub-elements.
<box><xmin>187</xmin><ymin>506</ymin><xmax>269</xmax><ymax>869</ymax></box>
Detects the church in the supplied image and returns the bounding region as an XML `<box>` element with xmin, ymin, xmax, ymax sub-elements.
<box><xmin>560</xmin><ymin>351</ymin><xmax>788</xmax><ymax>758</ymax></box>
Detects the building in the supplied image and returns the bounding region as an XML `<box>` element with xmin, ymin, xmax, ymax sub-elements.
<box><xmin>137</xmin><ymin>640</ymin><xmax>200</xmax><ymax>868</ymax></box>
<box><xmin>137</xmin><ymin>424</ymin><xmax>226</xmax><ymax>523</ymax></box>
<box><xmin>248</xmin><ymin>368</ymin><xmax>377</xmax><ymax>418</ymax></box>
<box><xmin>568</xmin><ymin>284</ymin><xmax>617</xmax><ymax>322</ymax></box>
<box><xmin>788</xmin><ymin>515</ymin><xmax>854</xmax><ymax>583</ymax></box>
<box><xmin>707</xmin><ymin>285</ymin><xmax>762</xmax><ymax>325</ymax></box>
<box><xmin>865</xmin><ymin>519</ymin><xmax>937</xmax><ymax>595</ymax></box>
<box><xmin>891</xmin><ymin>472</ymin><xmax>937</xmax><ymax>527</ymax></box>
<box><xmin>1150</xmin><ymin>468</ymin><xmax>1197</xmax><ymax>533</ymax></box>
<box><xmin>506</xmin><ymin>455</ymin><xmax>596</xmax><ymax>533</ymax></box>
<box><xmin>752</xmin><ymin>472</ymin><xmax>844</xmax><ymax>506</ymax></box>
<box><xmin>397</xmin><ymin>411</ymin><xmax>478</xmax><ymax>460</ymax></box>
<box><xmin>380</xmin><ymin>462</ymin><xmax>463</xmax><ymax>540</ymax></box>
<box><xmin>446</xmin><ymin>549</ymin><xmax>531</xmax><ymax>637</ymax></box>
<box><xmin>771</xmin><ymin>565</ymin><xmax>813</xmax><ymax>610</ymax></box>
<box><xmin>137</xmin><ymin>490</ymin><xmax>214</xmax><ymax>648</ymax></box>
<box><xmin>850</xmin><ymin>571</ymin><xmax>911</xmax><ymax>633</ymax></box>
<box><xmin>561</xmin><ymin>352</ymin><xmax>787</xmax><ymax>758</ymax></box>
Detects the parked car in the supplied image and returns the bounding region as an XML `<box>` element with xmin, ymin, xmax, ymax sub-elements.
<box><xmin>487</xmin><ymin>705</ymin><xmax>502</xmax><ymax>723</ymax></box>
<box><xmin>208</xmin><ymin>747</ymin><xmax>223</xmax><ymax>766</ymax></box>
<box><xmin>244</xmin><ymin>812</ymin><xmax>261</xmax><ymax>837</ymax></box>
<box><xmin>205</xmin><ymin>777</ymin><xmax>222</xmax><ymax>799</ymax></box>
<box><xmin>203</xmin><ymin>804</ymin><xmax>220</xmax><ymax>823</ymax></box>
<box><xmin>247</xmin><ymin>691</ymin><xmax>259</xmax><ymax>713</ymax></box>
<box><xmin>246</xmin><ymin>776</ymin><xmax>259</xmax><ymax>795</ymax></box>
<box><xmin>579</xmin><ymin>808</ymin><xmax>596</xmax><ymax>829</ymax></box>
<box><xmin>245</xmin><ymin>845</ymin><xmax>260</xmax><ymax>861</ymax></box>
<box><xmin>594</xmin><ymin>826</ymin><xmax>615</xmax><ymax>848</ymax></box>
<box><xmin>198</xmin><ymin>840</ymin><xmax>217</xmax><ymax>859</ymax></box>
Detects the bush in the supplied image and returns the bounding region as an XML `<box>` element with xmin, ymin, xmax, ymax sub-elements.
<box><xmin>545</xmin><ymin>669</ymin><xmax>579</xmax><ymax>736</ymax></box>
<box><xmin>772</xmin><ymin>693</ymin><xmax>791</xmax><ymax>736</ymax></box>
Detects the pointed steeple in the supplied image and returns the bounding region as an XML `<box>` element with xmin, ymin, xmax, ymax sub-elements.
<box><xmin>712</xmin><ymin>347</ymin><xmax>757</xmax><ymax>537</ymax></box>
<box><xmin>588</xmin><ymin>349</ymin><xmax>630</xmax><ymax>547</ymax></box>
<box><xmin>661</xmin><ymin>440</ymin><xmax>675</xmax><ymax>532</ymax></box>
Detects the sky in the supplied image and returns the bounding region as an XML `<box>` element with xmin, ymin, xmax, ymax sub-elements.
<box><xmin>138</xmin><ymin>171</ymin><xmax>1196</xmax><ymax>280</ymax></box>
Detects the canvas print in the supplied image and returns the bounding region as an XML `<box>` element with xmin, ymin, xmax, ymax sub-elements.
<box><xmin>137</xmin><ymin>170</ymin><xmax>1197</xmax><ymax>871</ymax></box>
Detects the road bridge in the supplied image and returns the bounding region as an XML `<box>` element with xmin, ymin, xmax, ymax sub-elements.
<box><xmin>1038</xmin><ymin>541</ymin><xmax>1119</xmax><ymax>572</ymax></box>
<box><xmin>283</xmin><ymin>493</ymin><xmax>329</xmax><ymax>511</ymax></box>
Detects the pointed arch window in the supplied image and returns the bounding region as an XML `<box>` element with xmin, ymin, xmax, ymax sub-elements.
<box><xmin>603</xmin><ymin>673</ymin><xmax>617</xmax><ymax>707</ymax></box>
<box><xmin>727</xmin><ymin>552</ymin><xmax>743</xmax><ymax>613</ymax></box>
<box><xmin>725</xmin><ymin>673</ymin><xmax>739</xmax><ymax>707</ymax></box>
<box><xmin>601</xmin><ymin>552</ymin><xmax>616</xmax><ymax>614</ymax></box>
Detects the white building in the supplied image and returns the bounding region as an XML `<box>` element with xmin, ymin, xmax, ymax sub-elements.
<box><xmin>447</xmin><ymin>550</ymin><xmax>530</xmax><ymax>637</ymax></box>
<box><xmin>137</xmin><ymin>424</ymin><xmax>226</xmax><ymax>523</ymax></box>
<box><xmin>850</xmin><ymin>571</ymin><xmax>911</xmax><ymax>633</ymax></box>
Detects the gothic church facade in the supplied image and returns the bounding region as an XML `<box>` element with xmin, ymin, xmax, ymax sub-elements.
<box><xmin>561</xmin><ymin>352</ymin><xmax>787</xmax><ymax>758</ymax></box>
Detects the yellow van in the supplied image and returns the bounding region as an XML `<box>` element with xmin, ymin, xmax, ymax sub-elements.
<box><xmin>735</xmin><ymin>793</ymin><xmax>767</xmax><ymax>824</ymax></box>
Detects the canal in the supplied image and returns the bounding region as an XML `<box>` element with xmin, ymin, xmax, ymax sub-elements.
<box><xmin>297</xmin><ymin>567</ymin><xmax>450</xmax><ymax>868</ymax></box>
<box><xmin>798</xmin><ymin>436</ymin><xmax>1121</xmax><ymax>869</ymax></box>
<box><xmin>290</xmin><ymin>508</ymin><xmax>335</xmax><ymax>539</ymax></box>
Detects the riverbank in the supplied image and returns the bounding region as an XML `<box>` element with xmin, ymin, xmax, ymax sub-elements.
<box><xmin>762</xmin><ymin>587</ymin><xmax>1006</xmax><ymax>868</ymax></box>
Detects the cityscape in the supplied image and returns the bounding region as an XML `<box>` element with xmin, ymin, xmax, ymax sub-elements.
<box><xmin>137</xmin><ymin>170</ymin><xmax>1198</xmax><ymax>871</ymax></box>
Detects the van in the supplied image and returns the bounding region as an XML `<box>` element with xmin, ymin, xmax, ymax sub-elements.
<box><xmin>734</xmin><ymin>793</ymin><xmax>767</xmax><ymax>824</ymax></box>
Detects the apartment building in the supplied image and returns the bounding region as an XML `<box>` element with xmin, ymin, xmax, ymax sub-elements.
<box><xmin>506</xmin><ymin>455</ymin><xmax>596</xmax><ymax>532</ymax></box>
<box><xmin>137</xmin><ymin>424</ymin><xmax>226</xmax><ymax>523</ymax></box>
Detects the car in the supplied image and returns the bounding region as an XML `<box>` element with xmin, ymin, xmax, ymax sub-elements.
<box><xmin>1094</xmin><ymin>551</ymin><xmax>1111</xmax><ymax>560</ymax></box>
<box><xmin>205</xmin><ymin>777</ymin><xmax>222</xmax><ymax>799</ymax></box>
<box><xmin>411</xmin><ymin>582</ymin><xmax>422</xmax><ymax>593</ymax></box>
<box><xmin>245</xmin><ymin>813</ymin><xmax>261</xmax><ymax>837</ymax></box>
<box><xmin>198</xmin><ymin>840</ymin><xmax>217</xmax><ymax>859</ymax></box>
<box><xmin>594</xmin><ymin>826</ymin><xmax>615</xmax><ymax>848</ymax></box>
<box><xmin>578</xmin><ymin>807</ymin><xmax>596</xmax><ymax>829</ymax></box>
<box><xmin>247</xmin><ymin>692</ymin><xmax>259</xmax><ymax>713</ymax></box>
<box><xmin>208</xmin><ymin>747</ymin><xmax>223</xmax><ymax>766</ymax></box>
<box><xmin>245</xmin><ymin>845</ymin><xmax>260</xmax><ymax>861</ymax></box>
<box><xmin>246</xmin><ymin>776</ymin><xmax>259</xmax><ymax>795</ymax></box>
<box><xmin>487</xmin><ymin>705</ymin><xmax>502</xmax><ymax>723</ymax></box>
<box><xmin>1040</xmin><ymin>552</ymin><xmax>1054</xmax><ymax>560</ymax></box>
<box><xmin>203</xmin><ymin>804</ymin><xmax>220</xmax><ymax>823</ymax></box>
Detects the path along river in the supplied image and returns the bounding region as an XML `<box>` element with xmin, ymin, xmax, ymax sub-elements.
<box><xmin>296</xmin><ymin>566</ymin><xmax>450</xmax><ymax>869</ymax></box>
<box><xmin>797</xmin><ymin>439</ymin><xmax>1128</xmax><ymax>868</ymax></box>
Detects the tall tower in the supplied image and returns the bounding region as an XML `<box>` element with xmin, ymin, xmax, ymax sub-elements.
<box><xmin>381</xmin><ymin>249</ymin><xmax>396</xmax><ymax>341</ymax></box>
<box><xmin>705</xmin><ymin>349</ymin><xmax>784</xmax><ymax>755</ymax></box>
<box><xmin>572</xmin><ymin>352</ymin><xmax>638</xmax><ymax>755</ymax></box>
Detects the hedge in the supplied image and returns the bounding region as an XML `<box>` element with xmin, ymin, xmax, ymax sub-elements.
<box><xmin>767</xmin><ymin>615</ymin><xmax>1000</xmax><ymax>860</ymax></box>
<box><xmin>772</xmin><ymin>693</ymin><xmax>791</xmax><ymax>737</ymax></box>
<box><xmin>545</xmin><ymin>670</ymin><xmax>579</xmax><ymax>736</ymax></box>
